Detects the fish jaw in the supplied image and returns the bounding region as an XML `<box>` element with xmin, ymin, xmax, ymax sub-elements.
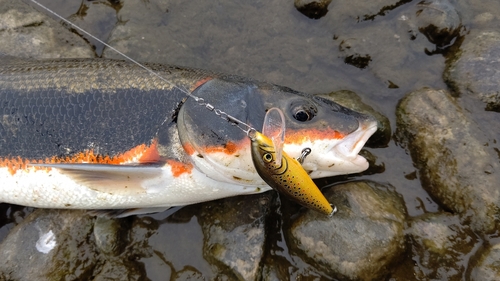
<box><xmin>283</xmin><ymin>119</ymin><xmax>378</xmax><ymax>178</ymax></box>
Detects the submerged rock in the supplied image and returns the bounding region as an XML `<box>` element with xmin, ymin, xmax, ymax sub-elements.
<box><xmin>0</xmin><ymin>0</ymin><xmax>93</xmax><ymax>58</ymax></box>
<box><xmin>93</xmin><ymin>216</ymin><xmax>127</xmax><ymax>257</ymax></box>
<box><xmin>469</xmin><ymin>242</ymin><xmax>500</xmax><ymax>281</ymax></box>
<box><xmin>414</xmin><ymin>0</ymin><xmax>461</xmax><ymax>47</ymax></box>
<box><xmin>199</xmin><ymin>193</ymin><xmax>272</xmax><ymax>281</ymax></box>
<box><xmin>287</xmin><ymin>181</ymin><xmax>407</xmax><ymax>280</ymax></box>
<box><xmin>396</xmin><ymin>88</ymin><xmax>500</xmax><ymax>234</ymax></box>
<box><xmin>294</xmin><ymin>0</ymin><xmax>332</xmax><ymax>19</ymax></box>
<box><xmin>0</xmin><ymin>209</ymin><xmax>97</xmax><ymax>280</ymax></box>
<box><xmin>406</xmin><ymin>212</ymin><xmax>481</xmax><ymax>281</ymax></box>
<box><xmin>445</xmin><ymin>30</ymin><xmax>500</xmax><ymax>112</ymax></box>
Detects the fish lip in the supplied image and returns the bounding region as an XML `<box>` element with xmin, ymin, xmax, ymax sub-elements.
<box><xmin>332</xmin><ymin>119</ymin><xmax>378</xmax><ymax>161</ymax></box>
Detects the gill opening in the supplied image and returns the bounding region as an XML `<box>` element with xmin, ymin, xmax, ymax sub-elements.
<box><xmin>29</xmin><ymin>0</ymin><xmax>257</xmax><ymax>139</ymax></box>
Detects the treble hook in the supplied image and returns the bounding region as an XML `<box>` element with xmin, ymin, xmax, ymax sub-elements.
<box><xmin>297</xmin><ymin>148</ymin><xmax>312</xmax><ymax>164</ymax></box>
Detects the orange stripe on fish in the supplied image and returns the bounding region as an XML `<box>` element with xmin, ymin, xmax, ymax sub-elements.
<box><xmin>190</xmin><ymin>77</ymin><xmax>213</xmax><ymax>92</ymax></box>
<box><xmin>285</xmin><ymin>128</ymin><xmax>345</xmax><ymax>144</ymax></box>
<box><xmin>182</xmin><ymin>142</ymin><xmax>196</xmax><ymax>156</ymax></box>
<box><xmin>166</xmin><ymin>160</ymin><xmax>193</xmax><ymax>177</ymax></box>
<box><xmin>0</xmin><ymin>139</ymin><xmax>161</xmax><ymax>175</ymax></box>
<box><xmin>203</xmin><ymin>138</ymin><xmax>250</xmax><ymax>155</ymax></box>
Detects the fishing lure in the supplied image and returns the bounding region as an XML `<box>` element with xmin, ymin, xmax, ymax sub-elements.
<box><xmin>250</xmin><ymin>108</ymin><xmax>336</xmax><ymax>217</ymax></box>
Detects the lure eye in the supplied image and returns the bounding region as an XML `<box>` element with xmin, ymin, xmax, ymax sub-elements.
<box><xmin>263</xmin><ymin>153</ymin><xmax>273</xmax><ymax>163</ymax></box>
<box><xmin>290</xmin><ymin>101</ymin><xmax>317</xmax><ymax>122</ymax></box>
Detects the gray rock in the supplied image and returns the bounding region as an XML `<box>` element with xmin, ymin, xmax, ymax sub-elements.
<box><xmin>323</xmin><ymin>90</ymin><xmax>391</xmax><ymax>147</ymax></box>
<box><xmin>414</xmin><ymin>0</ymin><xmax>462</xmax><ymax>47</ymax></box>
<box><xmin>469</xmin><ymin>242</ymin><xmax>500</xmax><ymax>281</ymax></box>
<box><xmin>294</xmin><ymin>0</ymin><xmax>333</xmax><ymax>19</ymax></box>
<box><xmin>0</xmin><ymin>209</ymin><xmax>97</xmax><ymax>280</ymax></box>
<box><xmin>171</xmin><ymin>266</ymin><xmax>205</xmax><ymax>281</ymax></box>
<box><xmin>93</xmin><ymin>216</ymin><xmax>127</xmax><ymax>256</ymax></box>
<box><xmin>0</xmin><ymin>0</ymin><xmax>93</xmax><ymax>58</ymax></box>
<box><xmin>92</xmin><ymin>216</ymin><xmax>157</xmax><ymax>280</ymax></box>
<box><xmin>406</xmin><ymin>212</ymin><xmax>481</xmax><ymax>281</ymax></box>
<box><xmin>287</xmin><ymin>181</ymin><xmax>407</xmax><ymax>280</ymax></box>
<box><xmin>396</xmin><ymin>88</ymin><xmax>500</xmax><ymax>234</ymax></box>
<box><xmin>93</xmin><ymin>260</ymin><xmax>146</xmax><ymax>281</ymax></box>
<box><xmin>445</xmin><ymin>30</ymin><xmax>500</xmax><ymax>111</ymax></box>
<box><xmin>198</xmin><ymin>193</ymin><xmax>272</xmax><ymax>281</ymax></box>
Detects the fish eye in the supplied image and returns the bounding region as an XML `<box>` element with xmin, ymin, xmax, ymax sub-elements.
<box><xmin>290</xmin><ymin>101</ymin><xmax>317</xmax><ymax>122</ymax></box>
<box><xmin>263</xmin><ymin>153</ymin><xmax>273</xmax><ymax>162</ymax></box>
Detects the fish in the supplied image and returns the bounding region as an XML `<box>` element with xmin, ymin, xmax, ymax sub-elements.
<box><xmin>251</xmin><ymin>130</ymin><xmax>335</xmax><ymax>216</ymax></box>
<box><xmin>0</xmin><ymin>55</ymin><xmax>377</xmax><ymax>216</ymax></box>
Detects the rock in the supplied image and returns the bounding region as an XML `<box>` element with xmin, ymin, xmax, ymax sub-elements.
<box><xmin>92</xmin><ymin>260</ymin><xmax>146</xmax><ymax>281</ymax></box>
<box><xmin>287</xmin><ymin>181</ymin><xmax>407</xmax><ymax>280</ymax></box>
<box><xmin>198</xmin><ymin>193</ymin><xmax>272</xmax><ymax>281</ymax></box>
<box><xmin>323</xmin><ymin>90</ymin><xmax>391</xmax><ymax>147</ymax></box>
<box><xmin>396</xmin><ymin>88</ymin><xmax>500</xmax><ymax>234</ymax></box>
<box><xmin>0</xmin><ymin>0</ymin><xmax>94</xmax><ymax>58</ymax></box>
<box><xmin>294</xmin><ymin>0</ymin><xmax>333</xmax><ymax>19</ymax></box>
<box><xmin>171</xmin><ymin>266</ymin><xmax>205</xmax><ymax>281</ymax></box>
<box><xmin>93</xmin><ymin>216</ymin><xmax>127</xmax><ymax>256</ymax></box>
<box><xmin>0</xmin><ymin>209</ymin><xmax>97</xmax><ymax>280</ymax></box>
<box><xmin>91</xmin><ymin>216</ymin><xmax>156</xmax><ymax>280</ymax></box>
<box><xmin>63</xmin><ymin>0</ymin><xmax>118</xmax><ymax>56</ymax></box>
<box><xmin>469</xmin><ymin>242</ymin><xmax>500</xmax><ymax>281</ymax></box>
<box><xmin>444</xmin><ymin>30</ymin><xmax>500</xmax><ymax>112</ymax></box>
<box><xmin>406</xmin><ymin>212</ymin><xmax>481</xmax><ymax>281</ymax></box>
<box><xmin>414</xmin><ymin>0</ymin><xmax>462</xmax><ymax>47</ymax></box>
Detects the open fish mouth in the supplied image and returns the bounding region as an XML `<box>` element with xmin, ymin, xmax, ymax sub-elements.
<box><xmin>333</xmin><ymin>119</ymin><xmax>378</xmax><ymax>165</ymax></box>
<box><xmin>297</xmin><ymin>119</ymin><xmax>378</xmax><ymax>178</ymax></box>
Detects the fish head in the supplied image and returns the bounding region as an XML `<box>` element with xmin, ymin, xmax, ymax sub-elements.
<box><xmin>177</xmin><ymin>77</ymin><xmax>377</xmax><ymax>186</ymax></box>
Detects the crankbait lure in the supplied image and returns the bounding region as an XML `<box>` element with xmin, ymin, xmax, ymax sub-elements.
<box><xmin>251</xmin><ymin>108</ymin><xmax>336</xmax><ymax>216</ymax></box>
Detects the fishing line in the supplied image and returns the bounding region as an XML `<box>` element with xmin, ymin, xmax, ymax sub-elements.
<box><xmin>28</xmin><ymin>0</ymin><xmax>257</xmax><ymax>138</ymax></box>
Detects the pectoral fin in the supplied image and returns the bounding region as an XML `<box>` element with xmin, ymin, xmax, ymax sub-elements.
<box><xmin>31</xmin><ymin>163</ymin><xmax>163</xmax><ymax>195</ymax></box>
<box><xmin>88</xmin><ymin>207</ymin><xmax>171</xmax><ymax>218</ymax></box>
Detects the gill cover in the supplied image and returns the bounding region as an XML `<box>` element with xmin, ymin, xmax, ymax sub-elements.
<box><xmin>250</xmin><ymin>131</ymin><xmax>335</xmax><ymax>216</ymax></box>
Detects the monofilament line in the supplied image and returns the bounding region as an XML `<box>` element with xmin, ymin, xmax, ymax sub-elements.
<box><xmin>28</xmin><ymin>0</ymin><xmax>256</xmax><ymax>136</ymax></box>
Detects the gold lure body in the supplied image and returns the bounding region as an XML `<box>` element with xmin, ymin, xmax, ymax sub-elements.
<box><xmin>250</xmin><ymin>131</ymin><xmax>335</xmax><ymax>216</ymax></box>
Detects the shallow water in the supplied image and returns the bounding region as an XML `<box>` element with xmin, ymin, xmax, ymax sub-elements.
<box><xmin>3</xmin><ymin>0</ymin><xmax>500</xmax><ymax>279</ymax></box>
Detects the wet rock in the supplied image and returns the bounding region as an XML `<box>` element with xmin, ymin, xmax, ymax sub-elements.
<box><xmin>64</xmin><ymin>0</ymin><xmax>119</xmax><ymax>56</ymax></box>
<box><xmin>294</xmin><ymin>0</ymin><xmax>332</xmax><ymax>19</ymax></box>
<box><xmin>396</xmin><ymin>88</ymin><xmax>500</xmax><ymax>234</ymax></box>
<box><xmin>323</xmin><ymin>90</ymin><xmax>391</xmax><ymax>147</ymax></box>
<box><xmin>469</xmin><ymin>242</ymin><xmax>500</xmax><ymax>281</ymax></box>
<box><xmin>406</xmin><ymin>212</ymin><xmax>481</xmax><ymax>281</ymax></box>
<box><xmin>287</xmin><ymin>181</ymin><xmax>407</xmax><ymax>280</ymax></box>
<box><xmin>171</xmin><ymin>266</ymin><xmax>205</xmax><ymax>281</ymax></box>
<box><xmin>445</xmin><ymin>30</ymin><xmax>500</xmax><ymax>112</ymax></box>
<box><xmin>93</xmin><ymin>260</ymin><xmax>146</xmax><ymax>281</ymax></box>
<box><xmin>198</xmin><ymin>193</ymin><xmax>272</xmax><ymax>281</ymax></box>
<box><xmin>93</xmin><ymin>216</ymin><xmax>127</xmax><ymax>256</ymax></box>
<box><xmin>0</xmin><ymin>209</ymin><xmax>97</xmax><ymax>280</ymax></box>
<box><xmin>0</xmin><ymin>0</ymin><xmax>94</xmax><ymax>58</ymax></box>
<box><xmin>92</xmin><ymin>216</ymin><xmax>156</xmax><ymax>280</ymax></box>
<box><xmin>414</xmin><ymin>0</ymin><xmax>462</xmax><ymax>47</ymax></box>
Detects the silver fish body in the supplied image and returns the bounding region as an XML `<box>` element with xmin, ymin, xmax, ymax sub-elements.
<box><xmin>0</xmin><ymin>56</ymin><xmax>377</xmax><ymax>214</ymax></box>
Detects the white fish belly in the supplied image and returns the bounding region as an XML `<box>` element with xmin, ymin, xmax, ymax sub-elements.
<box><xmin>0</xmin><ymin>167</ymin><xmax>270</xmax><ymax>209</ymax></box>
